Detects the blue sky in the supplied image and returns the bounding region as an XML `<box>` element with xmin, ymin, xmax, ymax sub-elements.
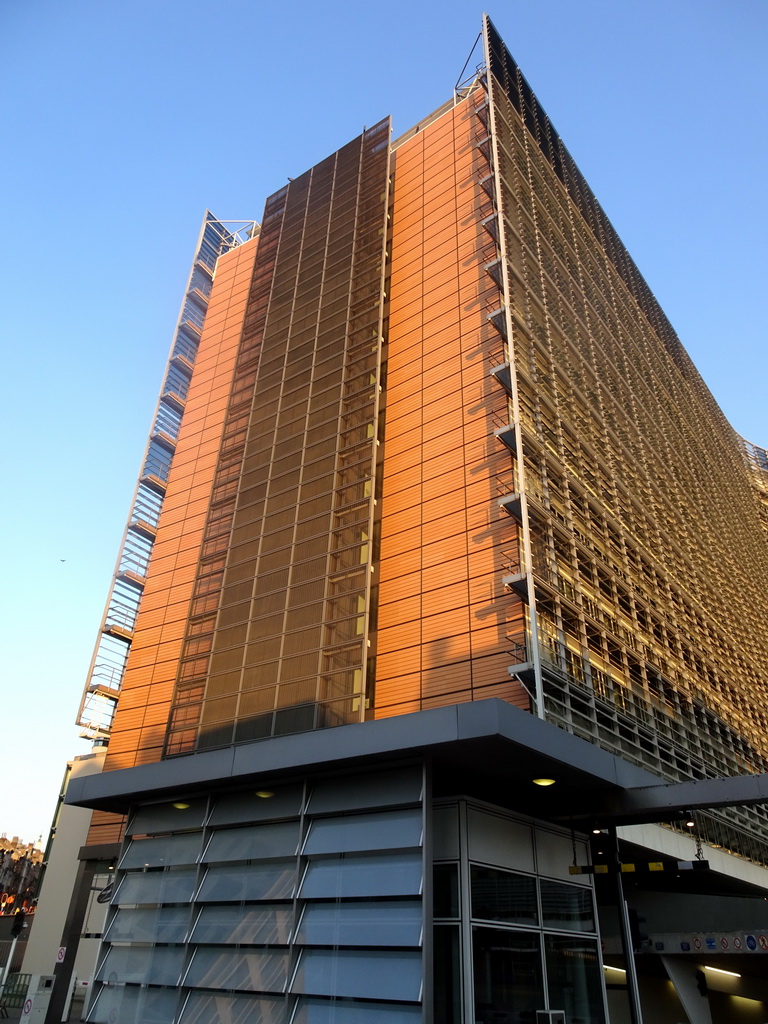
<box><xmin>1</xmin><ymin>0</ymin><xmax>765</xmax><ymax>844</ymax></box>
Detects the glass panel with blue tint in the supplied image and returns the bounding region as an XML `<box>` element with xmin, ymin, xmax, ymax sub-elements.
<box><xmin>204</xmin><ymin>821</ymin><xmax>301</xmax><ymax>862</ymax></box>
<box><xmin>104</xmin><ymin>905</ymin><xmax>189</xmax><ymax>943</ymax></box>
<box><xmin>295</xmin><ymin>901</ymin><xmax>422</xmax><ymax>947</ymax></box>
<box><xmin>120</xmin><ymin>833</ymin><xmax>202</xmax><ymax>869</ymax></box>
<box><xmin>303</xmin><ymin>808</ymin><xmax>422</xmax><ymax>854</ymax></box>
<box><xmin>209</xmin><ymin>786</ymin><xmax>303</xmax><ymax>826</ymax></box>
<box><xmin>126</xmin><ymin>799</ymin><xmax>208</xmax><ymax>836</ymax></box>
<box><xmin>306</xmin><ymin>767</ymin><xmax>422</xmax><ymax>814</ymax></box>
<box><xmin>293</xmin><ymin>997</ymin><xmax>422</xmax><ymax>1023</ymax></box>
<box><xmin>190</xmin><ymin>904</ymin><xmax>293</xmax><ymax>945</ymax></box>
<box><xmin>196</xmin><ymin>861</ymin><xmax>296</xmax><ymax>902</ymax></box>
<box><xmin>184</xmin><ymin>947</ymin><xmax>288</xmax><ymax>993</ymax></box>
<box><xmin>86</xmin><ymin>984</ymin><xmax>178</xmax><ymax>1024</ymax></box>
<box><xmin>291</xmin><ymin>949</ymin><xmax>422</xmax><ymax>1001</ymax></box>
<box><xmin>96</xmin><ymin>946</ymin><xmax>185</xmax><ymax>986</ymax></box>
<box><xmin>178</xmin><ymin>991</ymin><xmax>284</xmax><ymax>1024</ymax></box>
<box><xmin>300</xmin><ymin>852</ymin><xmax>422</xmax><ymax>898</ymax></box>
<box><xmin>114</xmin><ymin>867</ymin><xmax>197</xmax><ymax>905</ymax></box>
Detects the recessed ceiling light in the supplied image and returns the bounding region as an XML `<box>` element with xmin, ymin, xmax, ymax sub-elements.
<box><xmin>173</xmin><ymin>802</ymin><xmax>190</xmax><ymax>810</ymax></box>
<box><xmin>255</xmin><ymin>790</ymin><xmax>274</xmax><ymax>799</ymax></box>
<box><xmin>532</xmin><ymin>778</ymin><xmax>556</xmax><ymax>786</ymax></box>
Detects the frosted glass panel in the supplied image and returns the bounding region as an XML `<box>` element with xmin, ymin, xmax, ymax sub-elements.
<box><xmin>104</xmin><ymin>906</ymin><xmax>189</xmax><ymax>943</ymax></box>
<box><xmin>307</xmin><ymin>767</ymin><xmax>422</xmax><ymax>814</ymax></box>
<box><xmin>296</xmin><ymin>901</ymin><xmax>422</xmax><ymax>947</ymax></box>
<box><xmin>185</xmin><ymin>947</ymin><xmax>288</xmax><ymax>993</ymax></box>
<box><xmin>127</xmin><ymin>799</ymin><xmax>207</xmax><ymax>835</ymax></box>
<box><xmin>304</xmin><ymin>809</ymin><xmax>422</xmax><ymax>854</ymax></box>
<box><xmin>205</xmin><ymin>821</ymin><xmax>300</xmax><ymax>861</ymax></box>
<box><xmin>209</xmin><ymin>786</ymin><xmax>303</xmax><ymax>825</ymax></box>
<box><xmin>291</xmin><ymin>949</ymin><xmax>422</xmax><ymax>1000</ymax></box>
<box><xmin>178</xmin><ymin>991</ymin><xmax>284</xmax><ymax>1024</ymax></box>
<box><xmin>115</xmin><ymin>868</ymin><xmax>197</xmax><ymax>905</ymax></box>
<box><xmin>96</xmin><ymin>945</ymin><xmax>185</xmax><ymax>986</ymax></box>
<box><xmin>87</xmin><ymin>984</ymin><xmax>177</xmax><ymax>1024</ymax></box>
<box><xmin>120</xmin><ymin>833</ymin><xmax>202</xmax><ymax>869</ymax></box>
<box><xmin>191</xmin><ymin>904</ymin><xmax>293</xmax><ymax>945</ymax></box>
<box><xmin>301</xmin><ymin>853</ymin><xmax>422</xmax><ymax>898</ymax></box>
<box><xmin>294</xmin><ymin>997</ymin><xmax>422</xmax><ymax>1023</ymax></box>
<box><xmin>197</xmin><ymin>862</ymin><xmax>296</xmax><ymax>902</ymax></box>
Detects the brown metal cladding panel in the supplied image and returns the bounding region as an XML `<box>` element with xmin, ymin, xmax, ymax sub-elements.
<box><xmin>384</xmin><ymin>410</ymin><xmax>423</xmax><ymax>446</ymax></box>
<box><xmin>421</xmin><ymin>691</ymin><xmax>474</xmax><ymax>712</ymax></box>
<box><xmin>86</xmin><ymin>811</ymin><xmax>127</xmax><ymax>847</ymax></box>
<box><xmin>474</xmin><ymin>679</ymin><xmax>529</xmax><ymax>708</ymax></box>
<box><xmin>379</xmin><ymin>505</ymin><xmax>424</xmax><ymax>540</ymax></box>
<box><xmin>421</xmin><ymin>670</ymin><xmax>473</xmax><ymax>702</ymax></box>
<box><xmin>374</xmin><ymin>572</ymin><xmax>423</xmax><ymax>609</ymax></box>
<box><xmin>376</xmin><ymin>539</ymin><xmax>422</xmax><ymax>579</ymax></box>
<box><xmin>376</xmin><ymin>94</ymin><xmax>516</xmax><ymax>718</ymax></box>
<box><xmin>421</xmin><ymin>608</ymin><xmax>471</xmax><ymax>645</ymax></box>
<box><xmin>380</xmin><ymin>485</ymin><xmax>422</xmax><ymax>517</ymax></box>
<box><xmin>373</xmin><ymin>696</ymin><xmax>422</xmax><ymax>719</ymax></box>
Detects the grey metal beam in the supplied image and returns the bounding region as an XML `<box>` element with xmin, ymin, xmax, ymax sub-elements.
<box><xmin>616</xmin><ymin>774</ymin><xmax>768</xmax><ymax>816</ymax></box>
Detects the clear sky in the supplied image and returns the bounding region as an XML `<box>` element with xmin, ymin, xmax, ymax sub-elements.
<box><xmin>0</xmin><ymin>0</ymin><xmax>765</xmax><ymax>845</ymax></box>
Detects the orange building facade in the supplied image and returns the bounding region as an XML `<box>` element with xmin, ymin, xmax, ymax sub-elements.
<box><xmin>376</xmin><ymin>97</ymin><xmax>527</xmax><ymax>716</ymax></box>
<box><xmin>41</xmin><ymin>16</ymin><xmax>768</xmax><ymax>1024</ymax></box>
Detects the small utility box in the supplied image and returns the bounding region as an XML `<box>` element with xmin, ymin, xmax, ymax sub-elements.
<box><xmin>21</xmin><ymin>975</ymin><xmax>55</xmax><ymax>1022</ymax></box>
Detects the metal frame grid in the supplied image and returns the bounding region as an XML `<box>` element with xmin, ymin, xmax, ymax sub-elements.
<box><xmin>481</xmin><ymin>16</ymin><xmax>768</xmax><ymax>863</ymax></box>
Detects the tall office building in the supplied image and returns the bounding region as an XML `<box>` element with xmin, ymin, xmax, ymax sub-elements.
<box><xmin>46</xmin><ymin>16</ymin><xmax>768</xmax><ymax>1024</ymax></box>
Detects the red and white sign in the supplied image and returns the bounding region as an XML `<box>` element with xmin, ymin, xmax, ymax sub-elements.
<box><xmin>733</xmin><ymin>936</ymin><xmax>742</xmax><ymax>950</ymax></box>
<box><xmin>720</xmin><ymin>936</ymin><xmax>729</xmax><ymax>950</ymax></box>
<box><xmin>758</xmin><ymin>934</ymin><xmax>768</xmax><ymax>950</ymax></box>
<box><xmin>693</xmin><ymin>937</ymin><xmax>702</xmax><ymax>950</ymax></box>
<box><xmin>22</xmin><ymin>998</ymin><xmax>33</xmax><ymax>1016</ymax></box>
<box><xmin>56</xmin><ymin>946</ymin><xmax>67</xmax><ymax>963</ymax></box>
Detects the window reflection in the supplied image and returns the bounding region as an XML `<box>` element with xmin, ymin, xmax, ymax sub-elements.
<box><xmin>471</xmin><ymin>865</ymin><xmax>538</xmax><ymax>926</ymax></box>
<box><xmin>545</xmin><ymin>935</ymin><xmax>606</xmax><ymax>1024</ymax></box>
<box><xmin>540</xmin><ymin>879</ymin><xmax>595</xmax><ymax>932</ymax></box>
<box><xmin>472</xmin><ymin>926</ymin><xmax>543</xmax><ymax>1023</ymax></box>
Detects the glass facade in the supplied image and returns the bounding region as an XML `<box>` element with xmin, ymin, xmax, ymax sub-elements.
<box><xmin>435</xmin><ymin>800</ymin><xmax>606</xmax><ymax>1024</ymax></box>
<box><xmin>86</xmin><ymin>766</ymin><xmax>425</xmax><ymax>1023</ymax></box>
<box><xmin>165</xmin><ymin>122</ymin><xmax>391</xmax><ymax>754</ymax></box>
